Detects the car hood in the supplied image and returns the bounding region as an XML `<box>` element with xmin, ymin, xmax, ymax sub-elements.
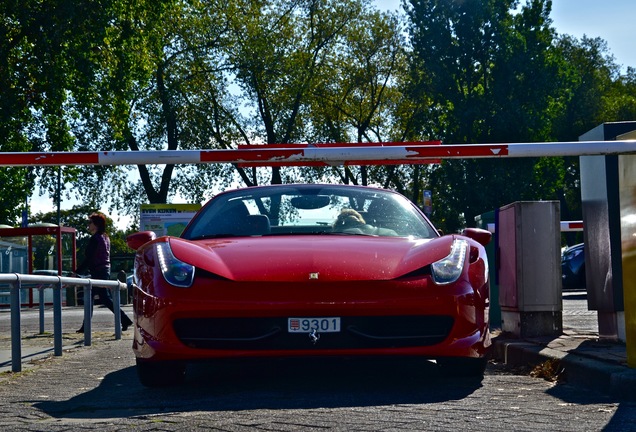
<box><xmin>167</xmin><ymin>235</ymin><xmax>453</xmax><ymax>282</ymax></box>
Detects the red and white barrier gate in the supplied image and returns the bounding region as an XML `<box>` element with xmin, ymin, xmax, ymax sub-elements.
<box><xmin>486</xmin><ymin>221</ymin><xmax>583</xmax><ymax>233</ymax></box>
<box><xmin>0</xmin><ymin>140</ymin><xmax>635</xmax><ymax>167</ymax></box>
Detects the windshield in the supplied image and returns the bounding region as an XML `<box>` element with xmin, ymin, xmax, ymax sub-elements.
<box><xmin>181</xmin><ymin>185</ymin><xmax>438</xmax><ymax>240</ymax></box>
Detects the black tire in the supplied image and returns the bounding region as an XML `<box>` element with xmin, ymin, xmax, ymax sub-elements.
<box><xmin>136</xmin><ymin>359</ymin><xmax>186</xmax><ymax>387</ymax></box>
<box><xmin>437</xmin><ymin>357</ymin><xmax>487</xmax><ymax>377</ymax></box>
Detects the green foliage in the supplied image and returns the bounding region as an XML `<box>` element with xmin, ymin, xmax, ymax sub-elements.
<box><xmin>0</xmin><ymin>0</ymin><xmax>117</xmax><ymax>205</ymax></box>
<box><xmin>402</xmin><ymin>0</ymin><xmax>634</xmax><ymax>233</ymax></box>
<box><xmin>404</xmin><ymin>0</ymin><xmax>560</xmax><ymax>231</ymax></box>
<box><xmin>0</xmin><ymin>0</ymin><xmax>93</xmax><ymax>223</ymax></box>
<box><xmin>551</xmin><ymin>35</ymin><xmax>621</xmax><ymax>141</ymax></box>
<box><xmin>0</xmin><ymin>168</ymin><xmax>31</xmax><ymax>225</ymax></box>
<box><xmin>2</xmin><ymin>0</ymin><xmax>636</xmax><ymax>234</ymax></box>
<box><xmin>306</xmin><ymin>8</ymin><xmax>410</xmax><ymax>187</ymax></box>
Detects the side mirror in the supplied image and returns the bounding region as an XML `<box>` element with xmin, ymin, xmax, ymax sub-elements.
<box><xmin>461</xmin><ymin>227</ymin><xmax>492</xmax><ymax>247</ymax></box>
<box><xmin>126</xmin><ymin>231</ymin><xmax>157</xmax><ymax>250</ymax></box>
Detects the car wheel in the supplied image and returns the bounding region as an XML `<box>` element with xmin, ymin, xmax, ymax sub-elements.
<box><xmin>136</xmin><ymin>359</ymin><xmax>186</xmax><ymax>387</ymax></box>
<box><xmin>437</xmin><ymin>357</ymin><xmax>487</xmax><ymax>377</ymax></box>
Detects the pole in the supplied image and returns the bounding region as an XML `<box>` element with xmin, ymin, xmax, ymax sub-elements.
<box><xmin>83</xmin><ymin>281</ymin><xmax>92</xmax><ymax>346</ymax></box>
<box><xmin>56</xmin><ymin>166</ymin><xmax>61</xmax><ymax>226</ymax></box>
<box><xmin>10</xmin><ymin>277</ymin><xmax>22</xmax><ymax>373</ymax></box>
<box><xmin>53</xmin><ymin>279</ymin><xmax>63</xmax><ymax>356</ymax></box>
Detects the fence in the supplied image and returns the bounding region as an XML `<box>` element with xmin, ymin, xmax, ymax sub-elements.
<box><xmin>0</xmin><ymin>273</ymin><xmax>127</xmax><ymax>373</ymax></box>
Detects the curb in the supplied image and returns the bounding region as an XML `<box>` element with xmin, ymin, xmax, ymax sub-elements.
<box><xmin>492</xmin><ymin>339</ymin><xmax>636</xmax><ymax>401</ymax></box>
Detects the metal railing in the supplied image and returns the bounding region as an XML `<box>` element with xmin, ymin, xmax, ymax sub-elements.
<box><xmin>0</xmin><ymin>273</ymin><xmax>127</xmax><ymax>373</ymax></box>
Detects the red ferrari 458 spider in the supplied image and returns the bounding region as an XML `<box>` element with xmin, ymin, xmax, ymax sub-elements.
<box><xmin>127</xmin><ymin>184</ymin><xmax>492</xmax><ymax>387</ymax></box>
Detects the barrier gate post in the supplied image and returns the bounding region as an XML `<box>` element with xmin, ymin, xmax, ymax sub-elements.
<box><xmin>618</xmin><ymin>130</ymin><xmax>636</xmax><ymax>367</ymax></box>
<box><xmin>580</xmin><ymin>122</ymin><xmax>636</xmax><ymax>348</ymax></box>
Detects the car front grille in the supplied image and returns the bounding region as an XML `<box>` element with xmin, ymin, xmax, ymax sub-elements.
<box><xmin>173</xmin><ymin>315</ymin><xmax>454</xmax><ymax>350</ymax></box>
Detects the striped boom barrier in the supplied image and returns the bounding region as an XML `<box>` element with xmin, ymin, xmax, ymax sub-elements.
<box><xmin>486</xmin><ymin>221</ymin><xmax>583</xmax><ymax>233</ymax></box>
<box><xmin>0</xmin><ymin>140</ymin><xmax>635</xmax><ymax>166</ymax></box>
<box><xmin>560</xmin><ymin>221</ymin><xmax>584</xmax><ymax>232</ymax></box>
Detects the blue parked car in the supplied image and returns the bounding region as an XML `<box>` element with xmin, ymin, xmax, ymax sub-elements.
<box><xmin>561</xmin><ymin>243</ymin><xmax>585</xmax><ymax>289</ymax></box>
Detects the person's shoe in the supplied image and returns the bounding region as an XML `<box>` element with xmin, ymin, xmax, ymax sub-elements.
<box><xmin>76</xmin><ymin>326</ymin><xmax>84</xmax><ymax>333</ymax></box>
<box><xmin>122</xmin><ymin>322</ymin><xmax>130</xmax><ymax>331</ymax></box>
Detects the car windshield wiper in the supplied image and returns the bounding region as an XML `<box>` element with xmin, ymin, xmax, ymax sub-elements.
<box><xmin>266</xmin><ymin>231</ymin><xmax>326</xmax><ymax>236</ymax></box>
<box><xmin>326</xmin><ymin>231</ymin><xmax>377</xmax><ymax>236</ymax></box>
<box><xmin>187</xmin><ymin>233</ymin><xmax>244</xmax><ymax>240</ymax></box>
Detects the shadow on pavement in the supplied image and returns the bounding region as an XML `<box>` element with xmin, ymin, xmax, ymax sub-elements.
<box><xmin>543</xmin><ymin>379</ymin><xmax>636</xmax><ymax>432</ymax></box>
<box><xmin>34</xmin><ymin>357</ymin><xmax>484</xmax><ymax>419</ymax></box>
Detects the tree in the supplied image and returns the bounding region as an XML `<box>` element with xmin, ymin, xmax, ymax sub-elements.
<box><xmin>70</xmin><ymin>0</ymin><xmax>210</xmax><ymax>211</ymax></box>
<box><xmin>551</xmin><ymin>35</ymin><xmax>620</xmax><ymax>141</ymax></box>
<box><xmin>6</xmin><ymin>0</ymin><xmax>417</xmax><ymax>225</ymax></box>
<box><xmin>307</xmin><ymin>8</ymin><xmax>406</xmax><ymax>184</ymax></box>
<box><xmin>0</xmin><ymin>168</ymin><xmax>31</xmax><ymax>225</ymax></box>
<box><xmin>222</xmin><ymin>0</ymin><xmax>375</xmax><ymax>188</ymax></box>
<box><xmin>604</xmin><ymin>67</ymin><xmax>636</xmax><ymax>122</ymax></box>
<box><xmin>67</xmin><ymin>0</ymin><xmax>393</xmax><ymax>213</ymax></box>
<box><xmin>404</xmin><ymin>0</ymin><xmax>567</xmax><ymax>232</ymax></box>
<box><xmin>0</xmin><ymin>0</ymin><xmax>112</xmax><ymax>223</ymax></box>
<box><xmin>6</xmin><ymin>0</ymin><xmax>634</xmax><ymax>233</ymax></box>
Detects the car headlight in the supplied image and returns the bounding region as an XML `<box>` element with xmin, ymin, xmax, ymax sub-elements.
<box><xmin>155</xmin><ymin>241</ymin><xmax>195</xmax><ymax>288</ymax></box>
<box><xmin>431</xmin><ymin>239</ymin><xmax>467</xmax><ymax>285</ymax></box>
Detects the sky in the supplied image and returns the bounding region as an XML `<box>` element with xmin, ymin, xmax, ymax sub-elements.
<box><xmin>548</xmin><ymin>0</ymin><xmax>635</xmax><ymax>70</ymax></box>
<box><xmin>28</xmin><ymin>0</ymin><xmax>636</xmax><ymax>229</ymax></box>
<box><xmin>374</xmin><ymin>0</ymin><xmax>636</xmax><ymax>70</ymax></box>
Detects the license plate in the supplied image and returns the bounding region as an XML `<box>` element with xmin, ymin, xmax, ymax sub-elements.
<box><xmin>288</xmin><ymin>317</ymin><xmax>341</xmax><ymax>333</ymax></box>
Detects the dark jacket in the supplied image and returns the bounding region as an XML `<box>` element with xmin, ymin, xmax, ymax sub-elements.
<box><xmin>76</xmin><ymin>232</ymin><xmax>111</xmax><ymax>277</ymax></box>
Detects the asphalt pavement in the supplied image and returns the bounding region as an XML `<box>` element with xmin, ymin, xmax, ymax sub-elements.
<box><xmin>491</xmin><ymin>290</ymin><xmax>636</xmax><ymax>401</ymax></box>
<box><xmin>1</xmin><ymin>291</ymin><xmax>635</xmax><ymax>401</ymax></box>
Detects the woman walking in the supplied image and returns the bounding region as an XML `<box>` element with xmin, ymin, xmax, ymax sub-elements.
<box><xmin>75</xmin><ymin>212</ymin><xmax>133</xmax><ymax>333</ymax></box>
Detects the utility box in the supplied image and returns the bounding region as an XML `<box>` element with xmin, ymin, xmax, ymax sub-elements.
<box><xmin>498</xmin><ymin>201</ymin><xmax>562</xmax><ymax>337</ymax></box>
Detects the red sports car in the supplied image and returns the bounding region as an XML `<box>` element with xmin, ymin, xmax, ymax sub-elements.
<box><xmin>126</xmin><ymin>184</ymin><xmax>492</xmax><ymax>387</ymax></box>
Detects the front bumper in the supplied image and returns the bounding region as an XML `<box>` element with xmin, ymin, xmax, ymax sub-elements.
<box><xmin>132</xmin><ymin>279</ymin><xmax>490</xmax><ymax>362</ymax></box>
